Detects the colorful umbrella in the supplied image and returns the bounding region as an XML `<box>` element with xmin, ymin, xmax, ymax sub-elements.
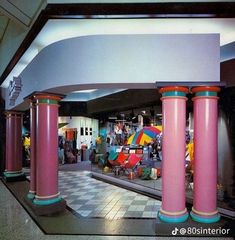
<box><xmin>127</xmin><ymin>126</ymin><xmax>162</xmax><ymax>146</ymax></box>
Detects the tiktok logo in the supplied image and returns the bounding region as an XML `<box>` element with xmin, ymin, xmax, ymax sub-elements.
<box><xmin>172</xmin><ymin>227</ymin><xmax>179</xmax><ymax>235</ymax></box>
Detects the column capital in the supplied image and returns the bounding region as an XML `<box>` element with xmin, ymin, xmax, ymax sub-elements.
<box><xmin>159</xmin><ymin>86</ymin><xmax>189</xmax><ymax>97</ymax></box>
<box><xmin>192</xmin><ymin>86</ymin><xmax>220</xmax><ymax>98</ymax></box>
<box><xmin>34</xmin><ymin>92</ymin><xmax>64</xmax><ymax>105</ymax></box>
<box><xmin>24</xmin><ymin>91</ymin><xmax>65</xmax><ymax>103</ymax></box>
<box><xmin>4</xmin><ymin>111</ymin><xmax>24</xmax><ymax>117</ymax></box>
<box><xmin>34</xmin><ymin>95</ymin><xmax>62</xmax><ymax>105</ymax></box>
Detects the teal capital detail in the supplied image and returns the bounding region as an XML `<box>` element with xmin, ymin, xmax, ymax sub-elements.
<box><xmin>162</xmin><ymin>91</ymin><xmax>186</xmax><ymax>97</ymax></box>
<box><xmin>38</xmin><ymin>99</ymin><xmax>58</xmax><ymax>105</ymax></box>
<box><xmin>195</xmin><ymin>91</ymin><xmax>217</xmax><ymax>97</ymax></box>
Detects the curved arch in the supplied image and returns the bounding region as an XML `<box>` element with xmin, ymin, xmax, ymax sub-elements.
<box><xmin>8</xmin><ymin>34</ymin><xmax>219</xmax><ymax>109</ymax></box>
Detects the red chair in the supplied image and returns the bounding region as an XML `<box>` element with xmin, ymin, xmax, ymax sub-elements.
<box><xmin>112</xmin><ymin>152</ymin><xmax>129</xmax><ymax>175</ymax></box>
<box><xmin>123</xmin><ymin>153</ymin><xmax>142</xmax><ymax>174</ymax></box>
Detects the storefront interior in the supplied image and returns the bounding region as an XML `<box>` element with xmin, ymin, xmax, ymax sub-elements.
<box><xmin>21</xmin><ymin>87</ymin><xmax>235</xmax><ymax>217</ymax></box>
<box><xmin>1</xmin><ymin>2</ymin><xmax>235</xmax><ymax>238</ymax></box>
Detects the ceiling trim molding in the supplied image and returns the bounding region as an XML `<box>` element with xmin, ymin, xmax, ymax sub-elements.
<box><xmin>1</xmin><ymin>1</ymin><xmax>235</xmax><ymax>85</ymax></box>
<box><xmin>46</xmin><ymin>2</ymin><xmax>235</xmax><ymax>19</ymax></box>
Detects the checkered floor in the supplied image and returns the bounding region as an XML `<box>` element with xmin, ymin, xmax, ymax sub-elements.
<box><xmin>59</xmin><ymin>171</ymin><xmax>161</xmax><ymax>219</ymax></box>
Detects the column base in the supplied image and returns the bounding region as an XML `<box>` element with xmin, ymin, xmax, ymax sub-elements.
<box><xmin>3</xmin><ymin>171</ymin><xmax>26</xmax><ymax>182</ymax></box>
<box><xmin>33</xmin><ymin>197</ymin><xmax>62</xmax><ymax>205</ymax></box>
<box><xmin>158</xmin><ymin>210</ymin><xmax>189</xmax><ymax>223</ymax></box>
<box><xmin>24</xmin><ymin>197</ymin><xmax>66</xmax><ymax>216</ymax></box>
<box><xmin>190</xmin><ymin>210</ymin><xmax>220</xmax><ymax>223</ymax></box>
<box><xmin>27</xmin><ymin>192</ymin><xmax>35</xmax><ymax>200</ymax></box>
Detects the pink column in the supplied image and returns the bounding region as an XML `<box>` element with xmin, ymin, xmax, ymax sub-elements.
<box><xmin>33</xmin><ymin>94</ymin><xmax>62</xmax><ymax>205</ymax></box>
<box><xmin>191</xmin><ymin>86</ymin><xmax>220</xmax><ymax>223</ymax></box>
<box><xmin>27</xmin><ymin>100</ymin><xmax>36</xmax><ymax>199</ymax></box>
<box><xmin>4</xmin><ymin>111</ymin><xmax>24</xmax><ymax>179</ymax></box>
<box><xmin>158</xmin><ymin>86</ymin><xmax>189</xmax><ymax>223</ymax></box>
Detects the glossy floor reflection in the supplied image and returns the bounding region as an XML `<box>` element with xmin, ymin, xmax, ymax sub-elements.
<box><xmin>0</xmin><ymin>179</ymin><xmax>153</xmax><ymax>240</ymax></box>
<box><xmin>0</xmin><ymin>178</ymin><xmax>233</xmax><ymax>240</ymax></box>
<box><xmin>59</xmin><ymin>171</ymin><xmax>161</xmax><ymax>219</ymax></box>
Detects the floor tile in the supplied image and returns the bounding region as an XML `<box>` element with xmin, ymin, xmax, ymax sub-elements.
<box><xmin>58</xmin><ymin>171</ymin><xmax>162</xmax><ymax>219</ymax></box>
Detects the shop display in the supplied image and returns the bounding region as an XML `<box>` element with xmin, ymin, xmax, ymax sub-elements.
<box><xmin>89</xmin><ymin>120</ymin><xmax>164</xmax><ymax>184</ymax></box>
<box><xmin>128</xmin><ymin>172</ymin><xmax>135</xmax><ymax>180</ymax></box>
<box><xmin>127</xmin><ymin>126</ymin><xmax>162</xmax><ymax>145</ymax></box>
<box><xmin>22</xmin><ymin>133</ymin><xmax>30</xmax><ymax>167</ymax></box>
<box><xmin>137</xmin><ymin>167</ymin><xmax>143</xmax><ymax>177</ymax></box>
<box><xmin>141</xmin><ymin>167</ymin><xmax>152</xmax><ymax>180</ymax></box>
<box><xmin>150</xmin><ymin>168</ymin><xmax>158</xmax><ymax>180</ymax></box>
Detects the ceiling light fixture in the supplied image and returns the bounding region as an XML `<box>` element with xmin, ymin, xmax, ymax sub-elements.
<box><xmin>72</xmin><ymin>89</ymin><xmax>97</xmax><ymax>93</ymax></box>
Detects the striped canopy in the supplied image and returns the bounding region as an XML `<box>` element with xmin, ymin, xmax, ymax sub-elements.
<box><xmin>127</xmin><ymin>126</ymin><xmax>162</xmax><ymax>146</ymax></box>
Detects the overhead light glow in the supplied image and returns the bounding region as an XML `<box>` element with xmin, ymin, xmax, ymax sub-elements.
<box><xmin>72</xmin><ymin>89</ymin><xmax>97</xmax><ymax>93</ymax></box>
<box><xmin>108</xmin><ymin>116</ymin><xmax>118</xmax><ymax>120</ymax></box>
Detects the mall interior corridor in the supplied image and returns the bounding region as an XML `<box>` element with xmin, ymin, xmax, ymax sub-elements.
<box><xmin>1</xmin><ymin>1</ymin><xmax>235</xmax><ymax>239</ymax></box>
<box><xmin>1</xmin><ymin>168</ymin><xmax>233</xmax><ymax>239</ymax></box>
<box><xmin>0</xmin><ymin>175</ymin><xmax>158</xmax><ymax>240</ymax></box>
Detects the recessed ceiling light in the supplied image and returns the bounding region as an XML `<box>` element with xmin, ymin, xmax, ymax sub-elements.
<box><xmin>108</xmin><ymin>116</ymin><xmax>118</xmax><ymax>120</ymax></box>
<box><xmin>72</xmin><ymin>89</ymin><xmax>97</xmax><ymax>93</ymax></box>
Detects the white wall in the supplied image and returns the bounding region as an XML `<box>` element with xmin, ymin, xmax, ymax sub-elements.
<box><xmin>58</xmin><ymin>116</ymin><xmax>99</xmax><ymax>149</ymax></box>
<box><xmin>6</xmin><ymin>33</ymin><xmax>220</xmax><ymax>109</ymax></box>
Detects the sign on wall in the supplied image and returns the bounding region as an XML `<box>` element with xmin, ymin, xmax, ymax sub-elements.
<box><xmin>8</xmin><ymin>77</ymin><xmax>22</xmax><ymax>106</ymax></box>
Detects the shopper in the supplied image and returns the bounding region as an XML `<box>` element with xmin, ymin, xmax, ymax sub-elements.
<box><xmin>64</xmin><ymin>141</ymin><xmax>76</xmax><ymax>163</ymax></box>
<box><xmin>150</xmin><ymin>138</ymin><xmax>160</xmax><ymax>161</ymax></box>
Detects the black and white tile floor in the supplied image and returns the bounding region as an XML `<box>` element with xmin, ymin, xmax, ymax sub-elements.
<box><xmin>59</xmin><ymin>171</ymin><xmax>161</xmax><ymax>219</ymax></box>
<box><xmin>1</xmin><ymin>179</ymin><xmax>230</xmax><ymax>240</ymax></box>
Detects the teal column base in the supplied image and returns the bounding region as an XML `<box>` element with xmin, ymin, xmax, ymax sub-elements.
<box><xmin>27</xmin><ymin>192</ymin><xmax>35</xmax><ymax>200</ymax></box>
<box><xmin>190</xmin><ymin>211</ymin><xmax>221</xmax><ymax>223</ymax></box>
<box><xmin>158</xmin><ymin>211</ymin><xmax>189</xmax><ymax>223</ymax></box>
<box><xmin>3</xmin><ymin>171</ymin><xmax>26</xmax><ymax>182</ymax></box>
<box><xmin>25</xmin><ymin>196</ymin><xmax>66</xmax><ymax>216</ymax></box>
<box><xmin>33</xmin><ymin>197</ymin><xmax>62</xmax><ymax>205</ymax></box>
<box><xmin>4</xmin><ymin>171</ymin><xmax>24</xmax><ymax>178</ymax></box>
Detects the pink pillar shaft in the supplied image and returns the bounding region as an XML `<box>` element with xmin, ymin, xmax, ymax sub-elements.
<box><xmin>162</xmin><ymin>98</ymin><xmax>186</xmax><ymax>211</ymax></box>
<box><xmin>194</xmin><ymin>98</ymin><xmax>217</xmax><ymax>212</ymax></box>
<box><xmin>5</xmin><ymin>114</ymin><xmax>10</xmax><ymax>171</ymax></box>
<box><xmin>28</xmin><ymin>101</ymin><xmax>36</xmax><ymax>197</ymax></box>
<box><xmin>191</xmin><ymin>86</ymin><xmax>220</xmax><ymax>223</ymax></box>
<box><xmin>5</xmin><ymin>112</ymin><xmax>23</xmax><ymax>173</ymax></box>
<box><xmin>34</xmin><ymin>94</ymin><xmax>61</xmax><ymax>204</ymax></box>
<box><xmin>158</xmin><ymin>87</ymin><xmax>189</xmax><ymax>223</ymax></box>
